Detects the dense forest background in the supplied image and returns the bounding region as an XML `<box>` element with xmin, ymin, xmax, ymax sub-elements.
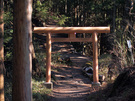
<box><xmin>2</xmin><ymin>0</ymin><xmax>135</xmax><ymax>100</ymax></box>
<box><xmin>4</xmin><ymin>0</ymin><xmax>135</xmax><ymax>68</ymax></box>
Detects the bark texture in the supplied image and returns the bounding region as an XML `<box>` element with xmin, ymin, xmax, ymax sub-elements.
<box><xmin>0</xmin><ymin>0</ymin><xmax>4</xmax><ymax>101</ymax></box>
<box><xmin>13</xmin><ymin>0</ymin><xmax>33</xmax><ymax>101</ymax></box>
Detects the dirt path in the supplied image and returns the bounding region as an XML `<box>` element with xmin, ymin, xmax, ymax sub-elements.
<box><xmin>49</xmin><ymin>43</ymin><xmax>93</xmax><ymax>101</ymax></box>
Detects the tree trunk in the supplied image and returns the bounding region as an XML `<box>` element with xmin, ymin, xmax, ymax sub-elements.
<box><xmin>113</xmin><ymin>0</ymin><xmax>116</xmax><ymax>33</ymax></box>
<box><xmin>65</xmin><ymin>0</ymin><xmax>67</xmax><ymax>14</ymax></box>
<box><xmin>13</xmin><ymin>0</ymin><xmax>33</xmax><ymax>101</ymax></box>
<box><xmin>0</xmin><ymin>0</ymin><xmax>5</xmax><ymax>100</ymax></box>
<box><xmin>0</xmin><ymin>0</ymin><xmax>4</xmax><ymax>101</ymax></box>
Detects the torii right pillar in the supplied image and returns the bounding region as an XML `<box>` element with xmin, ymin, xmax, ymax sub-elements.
<box><xmin>92</xmin><ymin>32</ymin><xmax>101</xmax><ymax>86</ymax></box>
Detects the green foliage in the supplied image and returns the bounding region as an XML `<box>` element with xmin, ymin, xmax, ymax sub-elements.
<box><xmin>51</xmin><ymin>53</ymin><xmax>61</xmax><ymax>64</ymax></box>
<box><xmin>35</xmin><ymin>50</ymin><xmax>46</xmax><ymax>69</ymax></box>
<box><xmin>98</xmin><ymin>54</ymin><xmax>114</xmax><ymax>82</ymax></box>
<box><xmin>4</xmin><ymin>11</ymin><xmax>13</xmax><ymax>101</ymax></box>
<box><xmin>4</xmin><ymin>11</ymin><xmax>13</xmax><ymax>61</ymax></box>
<box><xmin>112</xmin><ymin>27</ymin><xmax>135</xmax><ymax>68</ymax></box>
<box><xmin>34</xmin><ymin>0</ymin><xmax>48</xmax><ymax>21</ymax></box>
<box><xmin>58</xmin><ymin>15</ymin><xmax>69</xmax><ymax>26</ymax></box>
<box><xmin>33</xmin><ymin>0</ymin><xmax>69</xmax><ymax>26</ymax></box>
<box><xmin>5</xmin><ymin>79</ymin><xmax>12</xmax><ymax>101</ymax></box>
<box><xmin>3</xmin><ymin>12</ymin><xmax>13</xmax><ymax>26</ymax></box>
<box><xmin>32</xmin><ymin>79</ymin><xmax>51</xmax><ymax>101</ymax></box>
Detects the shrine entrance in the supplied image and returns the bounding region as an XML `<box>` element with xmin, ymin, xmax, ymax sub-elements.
<box><xmin>33</xmin><ymin>27</ymin><xmax>110</xmax><ymax>88</ymax></box>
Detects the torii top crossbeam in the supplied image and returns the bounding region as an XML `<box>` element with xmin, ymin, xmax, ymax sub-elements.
<box><xmin>34</xmin><ymin>27</ymin><xmax>110</xmax><ymax>33</ymax></box>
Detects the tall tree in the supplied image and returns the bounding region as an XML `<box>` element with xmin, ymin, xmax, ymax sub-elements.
<box><xmin>0</xmin><ymin>0</ymin><xmax>4</xmax><ymax>101</ymax></box>
<box><xmin>12</xmin><ymin>0</ymin><xmax>33</xmax><ymax>101</ymax></box>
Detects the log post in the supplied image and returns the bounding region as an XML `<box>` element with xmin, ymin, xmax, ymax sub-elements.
<box><xmin>92</xmin><ymin>32</ymin><xmax>100</xmax><ymax>86</ymax></box>
<box><xmin>46</xmin><ymin>32</ymin><xmax>52</xmax><ymax>83</ymax></box>
<box><xmin>0</xmin><ymin>0</ymin><xmax>4</xmax><ymax>100</ymax></box>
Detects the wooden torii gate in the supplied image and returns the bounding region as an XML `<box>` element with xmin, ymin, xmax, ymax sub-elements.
<box><xmin>34</xmin><ymin>27</ymin><xmax>110</xmax><ymax>88</ymax></box>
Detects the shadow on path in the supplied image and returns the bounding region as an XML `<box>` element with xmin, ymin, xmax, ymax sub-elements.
<box><xmin>49</xmin><ymin>43</ymin><xmax>93</xmax><ymax>101</ymax></box>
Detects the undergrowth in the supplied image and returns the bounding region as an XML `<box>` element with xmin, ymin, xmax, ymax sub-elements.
<box><xmin>98</xmin><ymin>53</ymin><xmax>117</xmax><ymax>83</ymax></box>
<box><xmin>88</xmin><ymin>67</ymin><xmax>135</xmax><ymax>101</ymax></box>
<box><xmin>4</xmin><ymin>40</ymin><xmax>63</xmax><ymax>101</ymax></box>
<box><xmin>32</xmin><ymin>79</ymin><xmax>51</xmax><ymax>101</ymax></box>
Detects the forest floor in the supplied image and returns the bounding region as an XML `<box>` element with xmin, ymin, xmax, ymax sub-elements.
<box><xmin>48</xmin><ymin>42</ymin><xmax>98</xmax><ymax>101</ymax></box>
<box><xmin>47</xmin><ymin>42</ymin><xmax>135</xmax><ymax>101</ymax></box>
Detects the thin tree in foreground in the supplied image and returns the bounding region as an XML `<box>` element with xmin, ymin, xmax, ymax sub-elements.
<box><xmin>0</xmin><ymin>0</ymin><xmax>5</xmax><ymax>101</ymax></box>
<box><xmin>13</xmin><ymin>0</ymin><xmax>33</xmax><ymax>100</ymax></box>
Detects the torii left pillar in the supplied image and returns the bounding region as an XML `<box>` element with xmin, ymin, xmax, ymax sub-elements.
<box><xmin>44</xmin><ymin>32</ymin><xmax>53</xmax><ymax>89</ymax></box>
